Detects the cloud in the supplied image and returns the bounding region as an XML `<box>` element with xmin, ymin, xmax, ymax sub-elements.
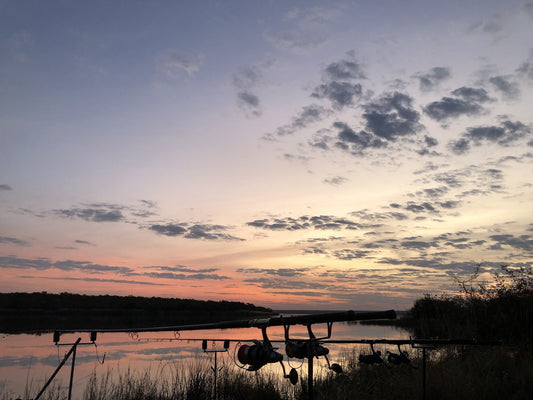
<box><xmin>232</xmin><ymin>61</ymin><xmax>274</xmax><ymax>118</ymax></box>
<box><xmin>332</xmin><ymin>121</ymin><xmax>387</xmax><ymax>153</ymax></box>
<box><xmin>517</xmin><ymin>53</ymin><xmax>533</xmax><ymax>80</ymax></box>
<box><xmin>237</xmin><ymin>267</ymin><xmax>311</xmax><ymax>277</ymax></box>
<box><xmin>148</xmin><ymin>222</ymin><xmax>244</xmax><ymax>241</ymax></box>
<box><xmin>236</xmin><ymin>91</ymin><xmax>261</xmax><ymax>117</ymax></box>
<box><xmin>451</xmin><ymin>87</ymin><xmax>493</xmax><ymax>103</ymax></box>
<box><xmin>489</xmin><ymin>75</ymin><xmax>520</xmax><ymax>100</ymax></box>
<box><xmin>0</xmin><ymin>236</ymin><xmax>29</xmax><ymax>246</ymax></box>
<box><xmin>332</xmin><ymin>249</ymin><xmax>371</xmax><ymax>260</ymax></box>
<box><xmin>265</xmin><ymin>6</ymin><xmax>339</xmax><ymax>53</ymax></box>
<box><xmin>323</xmin><ymin>176</ymin><xmax>347</xmax><ymax>186</ymax></box>
<box><xmin>274</xmin><ymin>105</ymin><xmax>333</xmax><ymax>136</ymax></box>
<box><xmin>362</xmin><ymin>92</ymin><xmax>423</xmax><ymax>140</ymax></box>
<box><xmin>75</xmin><ymin>239</ymin><xmax>95</xmax><ymax>246</ymax></box>
<box><xmin>311</xmin><ymin>81</ymin><xmax>363</xmax><ymax>109</ymax></box>
<box><xmin>153</xmin><ymin>265</ymin><xmax>220</xmax><ymax>274</ymax></box>
<box><xmin>247</xmin><ymin>214</ymin><xmax>361</xmax><ymax>231</ymax></box>
<box><xmin>310</xmin><ymin>57</ymin><xmax>366</xmax><ymax>109</ymax></box>
<box><xmin>0</xmin><ymin>184</ymin><xmax>13</xmax><ymax>191</ymax></box>
<box><xmin>424</xmin><ymin>97</ymin><xmax>484</xmax><ymax>122</ymax></box>
<box><xmin>488</xmin><ymin>234</ymin><xmax>533</xmax><ymax>253</ymax></box>
<box><xmin>148</xmin><ymin>223</ymin><xmax>187</xmax><ymax>236</ymax></box>
<box><xmin>184</xmin><ymin>224</ymin><xmax>245</xmax><ymax>241</ymax></box>
<box><xmin>52</xmin><ymin>203</ymin><xmax>126</xmax><ymax>222</ymax></box>
<box><xmin>415</xmin><ymin>67</ymin><xmax>451</xmax><ymax>91</ymax></box>
<box><xmin>159</xmin><ymin>52</ymin><xmax>200</xmax><ymax>77</ymax></box>
<box><xmin>144</xmin><ymin>271</ymin><xmax>230</xmax><ymax>280</ymax></box>
<box><xmin>26</xmin><ymin>275</ymin><xmax>165</xmax><ymax>286</ymax></box>
<box><xmin>449</xmin><ymin>119</ymin><xmax>532</xmax><ymax>154</ymax></box>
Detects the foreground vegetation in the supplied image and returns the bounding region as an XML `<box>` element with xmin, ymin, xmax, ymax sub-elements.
<box><xmin>0</xmin><ymin>292</ymin><xmax>273</xmax><ymax>333</ymax></box>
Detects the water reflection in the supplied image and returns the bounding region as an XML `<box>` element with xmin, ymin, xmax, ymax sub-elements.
<box><xmin>0</xmin><ymin>321</ymin><xmax>409</xmax><ymax>399</ymax></box>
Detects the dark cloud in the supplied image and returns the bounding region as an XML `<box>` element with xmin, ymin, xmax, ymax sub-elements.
<box><xmin>488</xmin><ymin>234</ymin><xmax>533</xmax><ymax>253</ymax></box>
<box><xmin>0</xmin><ymin>256</ymin><xmax>136</xmax><ymax>276</ymax></box>
<box><xmin>148</xmin><ymin>222</ymin><xmax>243</xmax><ymax>241</ymax></box>
<box><xmin>0</xmin><ymin>236</ymin><xmax>29</xmax><ymax>246</ymax></box>
<box><xmin>415</xmin><ymin>67</ymin><xmax>451</xmax><ymax>91</ymax></box>
<box><xmin>404</xmin><ymin>201</ymin><xmax>438</xmax><ymax>214</ymax></box>
<box><xmin>0</xmin><ymin>256</ymin><xmax>52</xmax><ymax>270</ymax></box>
<box><xmin>310</xmin><ymin>57</ymin><xmax>366</xmax><ymax>109</ymax></box>
<box><xmin>451</xmin><ymin>87</ymin><xmax>492</xmax><ymax>103</ymax></box>
<box><xmin>517</xmin><ymin>52</ymin><xmax>533</xmax><ymax>80</ymax></box>
<box><xmin>247</xmin><ymin>214</ymin><xmax>360</xmax><ymax>231</ymax></box>
<box><xmin>351</xmin><ymin>209</ymin><xmax>407</xmax><ymax>222</ymax></box>
<box><xmin>52</xmin><ymin>204</ymin><xmax>125</xmax><ymax>222</ymax></box>
<box><xmin>0</xmin><ymin>184</ymin><xmax>13</xmax><ymax>191</ymax></box>
<box><xmin>362</xmin><ymin>92</ymin><xmax>423</xmax><ymax>140</ymax></box>
<box><xmin>424</xmin><ymin>135</ymin><xmax>439</xmax><ymax>147</ymax></box>
<box><xmin>28</xmin><ymin>275</ymin><xmax>165</xmax><ymax>286</ymax></box>
<box><xmin>275</xmin><ymin>105</ymin><xmax>332</xmax><ymax>136</ymax></box>
<box><xmin>419</xmin><ymin>187</ymin><xmax>449</xmax><ymax>198</ymax></box>
<box><xmin>155</xmin><ymin>265</ymin><xmax>219</xmax><ymax>273</ymax></box>
<box><xmin>75</xmin><ymin>239</ymin><xmax>95</xmax><ymax>246</ymax></box>
<box><xmin>232</xmin><ymin>61</ymin><xmax>273</xmax><ymax>118</ymax></box>
<box><xmin>323</xmin><ymin>59</ymin><xmax>366</xmax><ymax>81</ymax></box>
<box><xmin>149</xmin><ymin>223</ymin><xmax>187</xmax><ymax>236</ymax></box>
<box><xmin>236</xmin><ymin>267</ymin><xmax>310</xmax><ymax>277</ymax></box>
<box><xmin>332</xmin><ymin>249</ymin><xmax>371</xmax><ymax>260</ymax></box>
<box><xmin>52</xmin><ymin>260</ymin><xmax>135</xmax><ymax>275</ymax></box>
<box><xmin>145</xmin><ymin>271</ymin><xmax>230</xmax><ymax>280</ymax></box>
<box><xmin>424</xmin><ymin>97</ymin><xmax>484</xmax><ymax>122</ymax></box>
<box><xmin>333</xmin><ymin>121</ymin><xmax>387</xmax><ymax>153</ymax></box>
<box><xmin>400</xmin><ymin>240</ymin><xmax>436</xmax><ymax>250</ymax></box>
<box><xmin>237</xmin><ymin>91</ymin><xmax>261</xmax><ymax>117</ymax></box>
<box><xmin>323</xmin><ymin>176</ymin><xmax>347</xmax><ymax>185</ymax></box>
<box><xmin>311</xmin><ymin>81</ymin><xmax>363</xmax><ymax>109</ymax></box>
<box><xmin>449</xmin><ymin>119</ymin><xmax>532</xmax><ymax>154</ymax></box>
<box><xmin>184</xmin><ymin>224</ymin><xmax>245</xmax><ymax>241</ymax></box>
<box><xmin>489</xmin><ymin>75</ymin><xmax>520</xmax><ymax>100</ymax></box>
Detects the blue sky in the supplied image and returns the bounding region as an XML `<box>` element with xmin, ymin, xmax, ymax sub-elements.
<box><xmin>1</xmin><ymin>0</ymin><xmax>533</xmax><ymax>310</ymax></box>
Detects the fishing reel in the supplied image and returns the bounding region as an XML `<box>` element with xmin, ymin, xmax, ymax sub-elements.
<box><xmin>386</xmin><ymin>345</ymin><xmax>411</xmax><ymax>365</ymax></box>
<box><xmin>237</xmin><ymin>340</ymin><xmax>283</xmax><ymax>371</ymax></box>
<box><xmin>236</xmin><ymin>327</ymin><xmax>299</xmax><ymax>385</ymax></box>
<box><xmin>359</xmin><ymin>343</ymin><xmax>383</xmax><ymax>365</ymax></box>
<box><xmin>284</xmin><ymin>323</ymin><xmax>343</xmax><ymax>374</ymax></box>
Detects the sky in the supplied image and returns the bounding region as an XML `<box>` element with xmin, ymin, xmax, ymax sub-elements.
<box><xmin>1</xmin><ymin>0</ymin><xmax>533</xmax><ymax>311</ymax></box>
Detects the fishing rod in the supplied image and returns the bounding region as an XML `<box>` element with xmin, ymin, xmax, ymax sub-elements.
<box><xmin>52</xmin><ymin>309</ymin><xmax>397</xmax><ymax>335</ymax></box>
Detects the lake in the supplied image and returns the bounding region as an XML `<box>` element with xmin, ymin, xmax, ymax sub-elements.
<box><xmin>0</xmin><ymin>316</ymin><xmax>410</xmax><ymax>399</ymax></box>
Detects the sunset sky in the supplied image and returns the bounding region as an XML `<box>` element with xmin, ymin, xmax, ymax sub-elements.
<box><xmin>1</xmin><ymin>0</ymin><xmax>533</xmax><ymax>311</ymax></box>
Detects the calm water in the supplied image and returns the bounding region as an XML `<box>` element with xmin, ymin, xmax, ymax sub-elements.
<box><xmin>0</xmin><ymin>318</ymin><xmax>409</xmax><ymax>399</ymax></box>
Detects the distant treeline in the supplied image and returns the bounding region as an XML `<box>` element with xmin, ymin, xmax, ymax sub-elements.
<box><xmin>0</xmin><ymin>292</ymin><xmax>274</xmax><ymax>333</ymax></box>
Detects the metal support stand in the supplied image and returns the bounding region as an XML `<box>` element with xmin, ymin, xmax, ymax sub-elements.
<box><xmin>202</xmin><ymin>340</ymin><xmax>228</xmax><ymax>400</ymax></box>
<box><xmin>35</xmin><ymin>337</ymin><xmax>81</xmax><ymax>400</ymax></box>
<box><xmin>307</xmin><ymin>341</ymin><xmax>314</xmax><ymax>400</ymax></box>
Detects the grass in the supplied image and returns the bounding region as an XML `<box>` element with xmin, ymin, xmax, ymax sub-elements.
<box><xmin>4</xmin><ymin>345</ymin><xmax>529</xmax><ymax>400</ymax></box>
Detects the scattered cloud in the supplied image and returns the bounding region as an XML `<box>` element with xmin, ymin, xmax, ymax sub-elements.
<box><xmin>247</xmin><ymin>214</ymin><xmax>360</xmax><ymax>231</ymax></box>
<box><xmin>148</xmin><ymin>222</ymin><xmax>244</xmax><ymax>241</ymax></box>
<box><xmin>449</xmin><ymin>119</ymin><xmax>532</xmax><ymax>154</ymax></box>
<box><xmin>0</xmin><ymin>184</ymin><xmax>13</xmax><ymax>191</ymax></box>
<box><xmin>323</xmin><ymin>176</ymin><xmax>347</xmax><ymax>186</ymax></box>
<box><xmin>362</xmin><ymin>92</ymin><xmax>423</xmax><ymax>140</ymax></box>
<box><xmin>159</xmin><ymin>52</ymin><xmax>201</xmax><ymax>77</ymax></box>
<box><xmin>489</xmin><ymin>75</ymin><xmax>520</xmax><ymax>100</ymax></box>
<box><xmin>232</xmin><ymin>61</ymin><xmax>274</xmax><ymax>118</ymax></box>
<box><xmin>0</xmin><ymin>236</ymin><xmax>29</xmax><ymax>246</ymax></box>
<box><xmin>414</xmin><ymin>67</ymin><xmax>451</xmax><ymax>92</ymax></box>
